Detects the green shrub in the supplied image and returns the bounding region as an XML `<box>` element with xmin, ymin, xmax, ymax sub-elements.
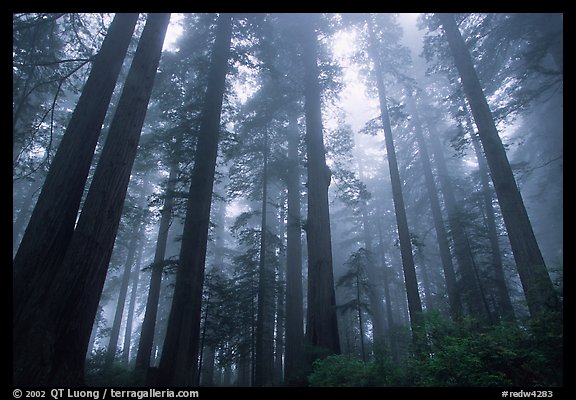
<box><xmin>308</xmin><ymin>311</ymin><xmax>562</xmax><ymax>387</ymax></box>
<box><xmin>85</xmin><ymin>350</ymin><xmax>142</xmax><ymax>386</ymax></box>
<box><xmin>308</xmin><ymin>355</ymin><xmax>376</xmax><ymax>387</ymax></box>
<box><xmin>410</xmin><ymin>311</ymin><xmax>563</xmax><ymax>387</ymax></box>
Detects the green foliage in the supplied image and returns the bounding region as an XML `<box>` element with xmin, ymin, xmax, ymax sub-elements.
<box><xmin>308</xmin><ymin>351</ymin><xmax>403</xmax><ymax>387</ymax></box>
<box><xmin>408</xmin><ymin>312</ymin><xmax>563</xmax><ymax>387</ymax></box>
<box><xmin>410</xmin><ymin>317</ymin><xmax>512</xmax><ymax>386</ymax></box>
<box><xmin>307</xmin><ymin>311</ymin><xmax>563</xmax><ymax>387</ymax></box>
<box><xmin>308</xmin><ymin>355</ymin><xmax>375</xmax><ymax>387</ymax></box>
<box><xmin>85</xmin><ymin>349</ymin><xmax>142</xmax><ymax>386</ymax></box>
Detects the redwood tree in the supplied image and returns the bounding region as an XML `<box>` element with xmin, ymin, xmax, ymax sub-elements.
<box><xmin>438</xmin><ymin>13</ymin><xmax>559</xmax><ymax>317</ymax></box>
<box><xmin>13</xmin><ymin>13</ymin><xmax>170</xmax><ymax>386</ymax></box>
<box><xmin>156</xmin><ymin>13</ymin><xmax>233</xmax><ymax>386</ymax></box>
<box><xmin>283</xmin><ymin>112</ymin><xmax>305</xmax><ymax>385</ymax></box>
<box><xmin>298</xmin><ymin>13</ymin><xmax>341</xmax><ymax>357</ymax></box>
<box><xmin>134</xmin><ymin>163</ymin><xmax>178</xmax><ymax>373</ymax></box>
<box><xmin>366</xmin><ymin>15</ymin><xmax>423</xmax><ymax>339</ymax></box>
<box><xmin>13</xmin><ymin>12</ymin><xmax>138</xmax><ymax>329</ymax></box>
<box><xmin>406</xmin><ymin>92</ymin><xmax>462</xmax><ymax>321</ymax></box>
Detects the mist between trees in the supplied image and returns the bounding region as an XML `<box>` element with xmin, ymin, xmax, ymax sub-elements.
<box><xmin>13</xmin><ymin>12</ymin><xmax>563</xmax><ymax>388</ymax></box>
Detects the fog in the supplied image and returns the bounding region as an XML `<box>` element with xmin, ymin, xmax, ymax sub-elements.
<box><xmin>13</xmin><ymin>13</ymin><xmax>563</xmax><ymax>389</ymax></box>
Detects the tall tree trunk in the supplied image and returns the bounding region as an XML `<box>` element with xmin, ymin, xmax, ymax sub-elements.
<box><xmin>376</xmin><ymin>218</ymin><xmax>400</xmax><ymax>362</ymax></box>
<box><xmin>356</xmin><ymin>152</ymin><xmax>389</xmax><ymax>344</ymax></box>
<box><xmin>200</xmin><ymin>198</ymin><xmax>226</xmax><ymax>387</ymax></box>
<box><xmin>283</xmin><ymin>113</ymin><xmax>305</xmax><ymax>385</ymax></box>
<box><xmin>13</xmin><ymin>13</ymin><xmax>138</xmax><ymax>342</ymax></box>
<box><xmin>273</xmin><ymin>193</ymin><xmax>286</xmax><ymax>386</ymax></box>
<box><xmin>367</xmin><ymin>18</ymin><xmax>423</xmax><ymax>341</ymax></box>
<box><xmin>12</xmin><ymin>13</ymin><xmax>170</xmax><ymax>386</ymax></box>
<box><xmin>200</xmin><ymin>345</ymin><xmax>215</xmax><ymax>386</ymax></box>
<box><xmin>156</xmin><ymin>13</ymin><xmax>232</xmax><ymax>386</ymax></box>
<box><xmin>438</xmin><ymin>13</ymin><xmax>559</xmax><ymax>317</ymax></box>
<box><xmin>361</xmin><ymin>222</ymin><xmax>388</xmax><ymax>344</ymax></box>
<box><xmin>122</xmin><ymin>236</ymin><xmax>145</xmax><ymax>363</ymax></box>
<box><xmin>196</xmin><ymin>288</ymin><xmax>211</xmax><ymax>386</ymax></box>
<box><xmin>299</xmin><ymin>14</ymin><xmax>341</xmax><ymax>358</ymax></box>
<box><xmin>465</xmin><ymin>112</ymin><xmax>516</xmax><ymax>322</ymax></box>
<box><xmin>135</xmin><ymin>163</ymin><xmax>178</xmax><ymax>373</ymax></box>
<box><xmin>407</xmin><ymin>94</ymin><xmax>462</xmax><ymax>320</ymax></box>
<box><xmin>426</xmin><ymin>122</ymin><xmax>492</xmax><ymax>323</ymax></box>
<box><xmin>356</xmin><ymin>272</ymin><xmax>366</xmax><ymax>362</ymax></box>
<box><xmin>106</xmin><ymin>224</ymin><xmax>142</xmax><ymax>367</ymax></box>
<box><xmin>255</xmin><ymin>129</ymin><xmax>275</xmax><ymax>387</ymax></box>
<box><xmin>237</xmin><ymin>341</ymin><xmax>251</xmax><ymax>386</ymax></box>
<box><xmin>250</xmin><ymin>278</ymin><xmax>257</xmax><ymax>386</ymax></box>
<box><xmin>418</xmin><ymin>258</ymin><xmax>434</xmax><ymax>310</ymax></box>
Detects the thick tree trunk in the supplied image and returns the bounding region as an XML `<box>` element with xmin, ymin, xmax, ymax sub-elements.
<box><xmin>13</xmin><ymin>13</ymin><xmax>138</xmax><ymax>338</ymax></box>
<box><xmin>300</xmin><ymin>15</ymin><xmax>341</xmax><ymax>358</ymax></box>
<box><xmin>407</xmin><ymin>95</ymin><xmax>462</xmax><ymax>320</ymax></box>
<box><xmin>367</xmin><ymin>19</ymin><xmax>423</xmax><ymax>340</ymax></box>
<box><xmin>439</xmin><ymin>13</ymin><xmax>559</xmax><ymax>317</ymax></box>
<box><xmin>135</xmin><ymin>164</ymin><xmax>178</xmax><ymax>373</ymax></box>
<box><xmin>283</xmin><ymin>113</ymin><xmax>305</xmax><ymax>385</ymax></box>
<box><xmin>156</xmin><ymin>13</ymin><xmax>232</xmax><ymax>386</ymax></box>
<box><xmin>12</xmin><ymin>13</ymin><xmax>170</xmax><ymax>386</ymax></box>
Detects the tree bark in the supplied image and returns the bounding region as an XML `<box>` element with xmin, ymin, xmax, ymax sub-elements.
<box><xmin>135</xmin><ymin>164</ymin><xmax>178</xmax><ymax>373</ymax></box>
<box><xmin>105</xmin><ymin>225</ymin><xmax>142</xmax><ymax>367</ymax></box>
<box><xmin>273</xmin><ymin>192</ymin><xmax>286</xmax><ymax>386</ymax></box>
<box><xmin>237</xmin><ymin>341</ymin><xmax>251</xmax><ymax>386</ymax></box>
<box><xmin>122</xmin><ymin>235</ymin><xmax>145</xmax><ymax>363</ymax></box>
<box><xmin>367</xmin><ymin>18</ymin><xmax>423</xmax><ymax>339</ymax></box>
<box><xmin>200</xmin><ymin>345</ymin><xmax>215</xmax><ymax>386</ymax></box>
<box><xmin>376</xmin><ymin>217</ymin><xmax>400</xmax><ymax>362</ymax></box>
<box><xmin>283</xmin><ymin>113</ymin><xmax>305</xmax><ymax>385</ymax></box>
<box><xmin>439</xmin><ymin>13</ymin><xmax>559</xmax><ymax>317</ymax></box>
<box><xmin>12</xmin><ymin>13</ymin><xmax>170</xmax><ymax>386</ymax></box>
<box><xmin>356</xmin><ymin>271</ymin><xmax>366</xmax><ymax>362</ymax></box>
<box><xmin>13</xmin><ymin>13</ymin><xmax>138</xmax><ymax>341</ymax></box>
<box><xmin>356</xmin><ymin>153</ymin><xmax>389</xmax><ymax>343</ymax></box>
<box><xmin>255</xmin><ymin>129</ymin><xmax>275</xmax><ymax>387</ymax></box>
<box><xmin>300</xmin><ymin>14</ymin><xmax>341</xmax><ymax>358</ymax></box>
<box><xmin>407</xmin><ymin>94</ymin><xmax>462</xmax><ymax>320</ymax></box>
<box><xmin>466</xmin><ymin>112</ymin><xmax>516</xmax><ymax>322</ymax></box>
<box><xmin>156</xmin><ymin>13</ymin><xmax>232</xmax><ymax>386</ymax></box>
<box><xmin>426</xmin><ymin>121</ymin><xmax>492</xmax><ymax>323</ymax></box>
